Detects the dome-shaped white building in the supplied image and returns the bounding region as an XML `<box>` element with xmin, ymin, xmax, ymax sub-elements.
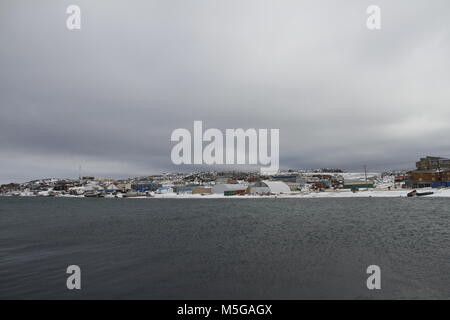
<box><xmin>249</xmin><ymin>181</ymin><xmax>291</xmax><ymax>195</ymax></box>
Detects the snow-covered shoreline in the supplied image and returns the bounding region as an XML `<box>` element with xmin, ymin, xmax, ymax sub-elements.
<box><xmin>3</xmin><ymin>188</ymin><xmax>450</xmax><ymax>199</ymax></box>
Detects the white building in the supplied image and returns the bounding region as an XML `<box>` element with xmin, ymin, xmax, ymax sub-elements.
<box><xmin>106</xmin><ymin>184</ymin><xmax>119</xmax><ymax>192</ymax></box>
<box><xmin>156</xmin><ymin>186</ymin><xmax>174</xmax><ymax>194</ymax></box>
<box><xmin>249</xmin><ymin>181</ymin><xmax>291</xmax><ymax>195</ymax></box>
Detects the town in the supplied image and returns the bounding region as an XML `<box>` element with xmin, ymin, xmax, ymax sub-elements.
<box><xmin>1</xmin><ymin>156</ymin><xmax>450</xmax><ymax>198</ymax></box>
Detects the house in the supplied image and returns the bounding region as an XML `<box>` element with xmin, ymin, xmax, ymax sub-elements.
<box><xmin>68</xmin><ymin>187</ymin><xmax>86</xmax><ymax>195</ymax></box>
<box><xmin>116</xmin><ymin>183</ymin><xmax>132</xmax><ymax>191</ymax></box>
<box><xmin>84</xmin><ymin>185</ymin><xmax>104</xmax><ymax>193</ymax></box>
<box><xmin>106</xmin><ymin>184</ymin><xmax>119</xmax><ymax>193</ymax></box>
<box><xmin>53</xmin><ymin>181</ymin><xmax>76</xmax><ymax>191</ymax></box>
<box><xmin>191</xmin><ymin>187</ymin><xmax>212</xmax><ymax>194</ymax></box>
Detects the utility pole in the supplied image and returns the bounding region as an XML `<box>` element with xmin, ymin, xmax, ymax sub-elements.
<box><xmin>437</xmin><ymin>159</ymin><xmax>442</xmax><ymax>188</ymax></box>
<box><xmin>363</xmin><ymin>165</ymin><xmax>368</xmax><ymax>183</ymax></box>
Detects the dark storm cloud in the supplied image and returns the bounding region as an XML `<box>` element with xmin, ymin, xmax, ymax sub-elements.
<box><xmin>1</xmin><ymin>0</ymin><xmax>450</xmax><ymax>183</ymax></box>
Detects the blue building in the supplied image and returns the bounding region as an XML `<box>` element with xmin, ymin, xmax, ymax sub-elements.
<box><xmin>131</xmin><ymin>182</ymin><xmax>161</xmax><ymax>192</ymax></box>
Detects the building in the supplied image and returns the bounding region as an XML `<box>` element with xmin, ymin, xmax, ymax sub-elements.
<box><xmin>406</xmin><ymin>156</ymin><xmax>450</xmax><ymax>188</ymax></box>
<box><xmin>105</xmin><ymin>184</ymin><xmax>120</xmax><ymax>193</ymax></box>
<box><xmin>53</xmin><ymin>181</ymin><xmax>77</xmax><ymax>191</ymax></box>
<box><xmin>156</xmin><ymin>186</ymin><xmax>174</xmax><ymax>194</ymax></box>
<box><xmin>394</xmin><ymin>175</ymin><xmax>408</xmax><ymax>183</ymax></box>
<box><xmin>116</xmin><ymin>183</ymin><xmax>132</xmax><ymax>191</ymax></box>
<box><xmin>191</xmin><ymin>187</ymin><xmax>212</xmax><ymax>195</ymax></box>
<box><xmin>174</xmin><ymin>185</ymin><xmax>195</xmax><ymax>193</ymax></box>
<box><xmin>224</xmin><ymin>189</ymin><xmax>247</xmax><ymax>196</ymax></box>
<box><xmin>131</xmin><ymin>182</ymin><xmax>161</xmax><ymax>192</ymax></box>
<box><xmin>312</xmin><ymin>179</ymin><xmax>332</xmax><ymax>190</ymax></box>
<box><xmin>406</xmin><ymin>169</ymin><xmax>450</xmax><ymax>188</ymax></box>
<box><xmin>249</xmin><ymin>181</ymin><xmax>291</xmax><ymax>195</ymax></box>
<box><xmin>212</xmin><ymin>184</ymin><xmax>247</xmax><ymax>194</ymax></box>
<box><xmin>343</xmin><ymin>181</ymin><xmax>374</xmax><ymax>190</ymax></box>
<box><xmin>416</xmin><ymin>156</ymin><xmax>450</xmax><ymax>171</ymax></box>
<box><xmin>271</xmin><ymin>174</ymin><xmax>299</xmax><ymax>183</ymax></box>
<box><xmin>286</xmin><ymin>182</ymin><xmax>303</xmax><ymax>191</ymax></box>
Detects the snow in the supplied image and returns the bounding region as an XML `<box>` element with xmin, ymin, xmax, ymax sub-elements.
<box><xmin>147</xmin><ymin>188</ymin><xmax>450</xmax><ymax>199</ymax></box>
<box><xmin>6</xmin><ymin>188</ymin><xmax>444</xmax><ymax>199</ymax></box>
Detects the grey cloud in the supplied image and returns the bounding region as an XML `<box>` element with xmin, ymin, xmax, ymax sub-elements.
<box><xmin>1</xmin><ymin>0</ymin><xmax>450</xmax><ymax>183</ymax></box>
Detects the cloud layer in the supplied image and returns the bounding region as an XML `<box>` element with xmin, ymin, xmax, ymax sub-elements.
<box><xmin>1</xmin><ymin>0</ymin><xmax>450</xmax><ymax>183</ymax></box>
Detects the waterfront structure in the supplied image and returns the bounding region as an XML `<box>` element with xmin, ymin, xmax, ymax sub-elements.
<box><xmin>343</xmin><ymin>181</ymin><xmax>374</xmax><ymax>189</ymax></box>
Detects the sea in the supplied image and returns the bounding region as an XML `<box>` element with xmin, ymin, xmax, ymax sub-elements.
<box><xmin>0</xmin><ymin>197</ymin><xmax>449</xmax><ymax>299</ymax></box>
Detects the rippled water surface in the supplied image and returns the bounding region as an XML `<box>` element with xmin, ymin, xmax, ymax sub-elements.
<box><xmin>0</xmin><ymin>197</ymin><xmax>449</xmax><ymax>299</ymax></box>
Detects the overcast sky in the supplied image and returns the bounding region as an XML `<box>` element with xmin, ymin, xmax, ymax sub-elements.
<box><xmin>1</xmin><ymin>0</ymin><xmax>450</xmax><ymax>183</ymax></box>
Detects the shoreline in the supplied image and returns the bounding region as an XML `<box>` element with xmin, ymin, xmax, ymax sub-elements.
<box><xmin>2</xmin><ymin>188</ymin><xmax>450</xmax><ymax>199</ymax></box>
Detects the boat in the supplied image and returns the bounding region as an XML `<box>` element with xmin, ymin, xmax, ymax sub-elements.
<box><xmin>84</xmin><ymin>192</ymin><xmax>105</xmax><ymax>198</ymax></box>
<box><xmin>416</xmin><ymin>191</ymin><xmax>434</xmax><ymax>197</ymax></box>
<box><xmin>407</xmin><ymin>190</ymin><xmax>434</xmax><ymax>197</ymax></box>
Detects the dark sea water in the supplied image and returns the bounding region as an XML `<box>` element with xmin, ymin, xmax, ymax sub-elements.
<box><xmin>0</xmin><ymin>197</ymin><xmax>449</xmax><ymax>299</ymax></box>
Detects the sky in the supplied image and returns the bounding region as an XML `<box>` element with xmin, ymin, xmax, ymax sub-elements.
<box><xmin>1</xmin><ymin>0</ymin><xmax>450</xmax><ymax>183</ymax></box>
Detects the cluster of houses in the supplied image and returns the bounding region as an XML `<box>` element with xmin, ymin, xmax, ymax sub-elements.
<box><xmin>1</xmin><ymin>156</ymin><xmax>448</xmax><ymax>197</ymax></box>
<box><xmin>0</xmin><ymin>170</ymin><xmax>384</xmax><ymax>197</ymax></box>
